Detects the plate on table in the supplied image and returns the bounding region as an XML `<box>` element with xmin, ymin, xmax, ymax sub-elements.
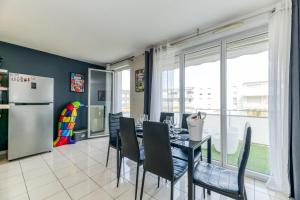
<box><xmin>170</xmin><ymin>134</ymin><xmax>178</xmax><ymax>140</ymax></box>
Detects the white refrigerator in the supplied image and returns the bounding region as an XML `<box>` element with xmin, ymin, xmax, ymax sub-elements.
<box><xmin>8</xmin><ymin>73</ymin><xmax>54</xmax><ymax>160</ymax></box>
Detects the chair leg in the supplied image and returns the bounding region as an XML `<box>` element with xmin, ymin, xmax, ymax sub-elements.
<box><xmin>170</xmin><ymin>181</ymin><xmax>174</xmax><ymax>200</ymax></box>
<box><xmin>117</xmin><ymin>156</ymin><xmax>123</xmax><ymax>187</ymax></box>
<box><xmin>106</xmin><ymin>145</ymin><xmax>110</xmax><ymax>167</ymax></box>
<box><xmin>134</xmin><ymin>163</ymin><xmax>139</xmax><ymax>200</ymax></box>
<box><xmin>200</xmin><ymin>147</ymin><xmax>203</xmax><ymax>161</ymax></box>
<box><xmin>193</xmin><ymin>184</ymin><xmax>195</xmax><ymax>199</ymax></box>
<box><xmin>116</xmin><ymin>148</ymin><xmax>120</xmax><ymax>179</ymax></box>
<box><xmin>157</xmin><ymin>176</ymin><xmax>160</xmax><ymax>188</ymax></box>
<box><xmin>140</xmin><ymin>171</ymin><xmax>146</xmax><ymax>200</ymax></box>
<box><xmin>244</xmin><ymin>187</ymin><xmax>248</xmax><ymax>200</ymax></box>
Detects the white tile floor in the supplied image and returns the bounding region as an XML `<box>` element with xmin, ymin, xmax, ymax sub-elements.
<box><xmin>0</xmin><ymin>137</ymin><xmax>290</xmax><ymax>200</ymax></box>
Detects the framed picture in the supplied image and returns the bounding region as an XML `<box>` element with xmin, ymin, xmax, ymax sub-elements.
<box><xmin>135</xmin><ymin>69</ymin><xmax>144</xmax><ymax>92</ymax></box>
<box><xmin>98</xmin><ymin>90</ymin><xmax>106</xmax><ymax>101</ymax></box>
<box><xmin>70</xmin><ymin>72</ymin><xmax>85</xmax><ymax>93</ymax></box>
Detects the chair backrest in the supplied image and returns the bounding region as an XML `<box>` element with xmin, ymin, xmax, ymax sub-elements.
<box><xmin>108</xmin><ymin>112</ymin><xmax>123</xmax><ymax>141</ymax></box>
<box><xmin>237</xmin><ymin>123</ymin><xmax>252</xmax><ymax>193</ymax></box>
<box><xmin>143</xmin><ymin>121</ymin><xmax>174</xmax><ymax>180</ymax></box>
<box><xmin>159</xmin><ymin>112</ymin><xmax>174</xmax><ymax>123</ymax></box>
<box><xmin>119</xmin><ymin>117</ymin><xmax>140</xmax><ymax>162</ymax></box>
<box><xmin>181</xmin><ymin>113</ymin><xmax>191</xmax><ymax>129</ymax></box>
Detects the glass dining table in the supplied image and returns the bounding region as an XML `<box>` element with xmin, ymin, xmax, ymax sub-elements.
<box><xmin>117</xmin><ymin>126</ymin><xmax>212</xmax><ymax>200</ymax></box>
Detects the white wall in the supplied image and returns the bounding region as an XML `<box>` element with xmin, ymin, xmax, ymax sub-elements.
<box><xmin>130</xmin><ymin>54</ymin><xmax>145</xmax><ymax>120</ymax></box>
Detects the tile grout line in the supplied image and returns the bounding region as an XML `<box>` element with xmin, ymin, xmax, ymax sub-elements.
<box><xmin>76</xmin><ymin>140</ymin><xmax>156</xmax><ymax>199</ymax></box>
<box><xmin>3</xmin><ymin>140</ymin><xmax>187</xmax><ymax>200</ymax></box>
<box><xmin>89</xmin><ymin>143</ymin><xmax>159</xmax><ymax>199</ymax></box>
<box><xmin>100</xmin><ymin>142</ymin><xmax>165</xmax><ymax>199</ymax></box>
<box><xmin>70</xmin><ymin>141</ymin><xmax>133</xmax><ymax>200</ymax></box>
<box><xmin>54</xmin><ymin>142</ymin><xmax>118</xmax><ymax>200</ymax></box>
<box><xmin>19</xmin><ymin>160</ymin><xmax>32</xmax><ymax>200</ymax></box>
<box><xmin>5</xmin><ymin>139</ymin><xmax>181</xmax><ymax>200</ymax></box>
<box><xmin>41</xmin><ymin>152</ymin><xmax>74</xmax><ymax>200</ymax></box>
<box><xmin>2</xmin><ymin>138</ymin><xmax>288</xmax><ymax>200</ymax></box>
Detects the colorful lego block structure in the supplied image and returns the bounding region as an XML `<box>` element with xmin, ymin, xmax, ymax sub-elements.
<box><xmin>53</xmin><ymin>101</ymin><xmax>84</xmax><ymax>147</ymax></box>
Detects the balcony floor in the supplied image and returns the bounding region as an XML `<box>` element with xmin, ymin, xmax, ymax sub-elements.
<box><xmin>203</xmin><ymin>142</ymin><xmax>270</xmax><ymax>174</ymax></box>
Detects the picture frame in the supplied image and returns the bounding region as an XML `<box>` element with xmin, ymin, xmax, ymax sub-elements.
<box><xmin>135</xmin><ymin>69</ymin><xmax>144</xmax><ymax>92</ymax></box>
<box><xmin>70</xmin><ymin>72</ymin><xmax>85</xmax><ymax>93</ymax></box>
<box><xmin>98</xmin><ymin>90</ymin><xmax>106</xmax><ymax>101</ymax></box>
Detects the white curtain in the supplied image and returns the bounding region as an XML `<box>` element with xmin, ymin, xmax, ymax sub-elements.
<box><xmin>267</xmin><ymin>0</ymin><xmax>292</xmax><ymax>195</ymax></box>
<box><xmin>150</xmin><ymin>47</ymin><xmax>163</xmax><ymax>121</ymax></box>
<box><xmin>150</xmin><ymin>45</ymin><xmax>179</xmax><ymax>121</ymax></box>
<box><xmin>113</xmin><ymin>71</ymin><xmax>122</xmax><ymax>113</ymax></box>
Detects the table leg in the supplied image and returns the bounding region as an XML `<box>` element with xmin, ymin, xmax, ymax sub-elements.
<box><xmin>207</xmin><ymin>138</ymin><xmax>212</xmax><ymax>164</ymax></box>
<box><xmin>207</xmin><ymin>138</ymin><xmax>212</xmax><ymax>195</ymax></box>
<box><xmin>188</xmin><ymin>148</ymin><xmax>195</xmax><ymax>200</ymax></box>
<box><xmin>117</xmin><ymin>132</ymin><xmax>120</xmax><ymax>180</ymax></box>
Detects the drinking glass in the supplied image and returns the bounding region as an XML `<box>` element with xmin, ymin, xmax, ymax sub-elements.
<box><xmin>143</xmin><ymin>114</ymin><xmax>149</xmax><ymax>121</ymax></box>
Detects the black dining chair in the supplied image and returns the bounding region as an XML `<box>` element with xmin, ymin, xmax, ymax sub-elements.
<box><xmin>117</xmin><ymin>117</ymin><xmax>144</xmax><ymax>200</ymax></box>
<box><xmin>181</xmin><ymin>113</ymin><xmax>191</xmax><ymax>130</ymax></box>
<box><xmin>140</xmin><ymin>121</ymin><xmax>188</xmax><ymax>200</ymax></box>
<box><xmin>106</xmin><ymin>112</ymin><xmax>123</xmax><ymax>167</ymax></box>
<box><xmin>159</xmin><ymin>112</ymin><xmax>174</xmax><ymax>122</ymax></box>
<box><xmin>193</xmin><ymin>123</ymin><xmax>252</xmax><ymax>200</ymax></box>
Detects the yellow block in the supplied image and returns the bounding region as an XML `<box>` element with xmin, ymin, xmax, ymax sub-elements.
<box><xmin>61</xmin><ymin>108</ymin><xmax>67</xmax><ymax>116</ymax></box>
<box><xmin>53</xmin><ymin>137</ymin><xmax>60</xmax><ymax>146</ymax></box>
<box><xmin>62</xmin><ymin>117</ymin><xmax>71</xmax><ymax>122</ymax></box>
<box><xmin>72</xmin><ymin>110</ymin><xmax>78</xmax><ymax>117</ymax></box>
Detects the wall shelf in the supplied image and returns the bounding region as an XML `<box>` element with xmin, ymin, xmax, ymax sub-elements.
<box><xmin>0</xmin><ymin>104</ymin><xmax>9</xmax><ymax>109</ymax></box>
<box><xmin>0</xmin><ymin>87</ymin><xmax>8</xmax><ymax>91</ymax></box>
<box><xmin>0</xmin><ymin>69</ymin><xmax>8</xmax><ymax>74</ymax></box>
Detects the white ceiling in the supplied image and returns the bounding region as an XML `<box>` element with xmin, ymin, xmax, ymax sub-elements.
<box><xmin>0</xmin><ymin>0</ymin><xmax>278</xmax><ymax>65</ymax></box>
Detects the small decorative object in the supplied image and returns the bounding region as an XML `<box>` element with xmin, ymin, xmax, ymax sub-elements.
<box><xmin>135</xmin><ymin>69</ymin><xmax>144</xmax><ymax>92</ymax></box>
<box><xmin>0</xmin><ymin>57</ymin><xmax>3</xmax><ymax>87</ymax></box>
<box><xmin>0</xmin><ymin>74</ymin><xmax>3</xmax><ymax>87</ymax></box>
<box><xmin>53</xmin><ymin>101</ymin><xmax>84</xmax><ymax>147</ymax></box>
<box><xmin>0</xmin><ymin>57</ymin><xmax>3</xmax><ymax>68</ymax></box>
<box><xmin>70</xmin><ymin>72</ymin><xmax>84</xmax><ymax>93</ymax></box>
<box><xmin>98</xmin><ymin>90</ymin><xmax>106</xmax><ymax>101</ymax></box>
<box><xmin>187</xmin><ymin>112</ymin><xmax>206</xmax><ymax>141</ymax></box>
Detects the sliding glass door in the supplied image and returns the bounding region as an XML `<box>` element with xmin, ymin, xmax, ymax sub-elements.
<box><xmin>226</xmin><ymin>34</ymin><xmax>269</xmax><ymax>174</ymax></box>
<box><xmin>88</xmin><ymin>69</ymin><xmax>113</xmax><ymax>138</ymax></box>
<box><xmin>184</xmin><ymin>45</ymin><xmax>221</xmax><ymax>162</ymax></box>
<box><xmin>180</xmin><ymin>28</ymin><xmax>270</xmax><ymax>177</ymax></box>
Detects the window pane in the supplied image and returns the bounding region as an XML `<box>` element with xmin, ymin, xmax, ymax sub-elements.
<box><xmin>121</xmin><ymin>69</ymin><xmax>130</xmax><ymax>117</ymax></box>
<box><xmin>184</xmin><ymin>46</ymin><xmax>221</xmax><ymax>162</ymax></box>
<box><xmin>226</xmin><ymin>34</ymin><xmax>270</xmax><ymax>174</ymax></box>
<box><xmin>161</xmin><ymin>62</ymin><xmax>180</xmax><ymax>124</ymax></box>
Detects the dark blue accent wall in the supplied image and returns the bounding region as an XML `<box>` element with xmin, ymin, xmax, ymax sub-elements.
<box><xmin>0</xmin><ymin>41</ymin><xmax>105</xmax><ymax>151</ymax></box>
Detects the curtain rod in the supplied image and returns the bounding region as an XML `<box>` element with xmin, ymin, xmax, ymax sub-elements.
<box><xmin>170</xmin><ymin>7</ymin><xmax>276</xmax><ymax>46</ymax></box>
<box><xmin>110</xmin><ymin>56</ymin><xmax>135</xmax><ymax>66</ymax></box>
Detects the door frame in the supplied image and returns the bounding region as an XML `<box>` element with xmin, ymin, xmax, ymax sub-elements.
<box><xmin>88</xmin><ymin>68</ymin><xmax>114</xmax><ymax>138</ymax></box>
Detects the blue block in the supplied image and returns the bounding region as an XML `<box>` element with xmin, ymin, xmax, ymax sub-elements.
<box><xmin>61</xmin><ymin>130</ymin><xmax>71</xmax><ymax>137</ymax></box>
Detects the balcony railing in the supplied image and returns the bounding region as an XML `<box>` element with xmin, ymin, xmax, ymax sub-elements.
<box><xmin>166</xmin><ymin>108</ymin><xmax>270</xmax><ymax>174</ymax></box>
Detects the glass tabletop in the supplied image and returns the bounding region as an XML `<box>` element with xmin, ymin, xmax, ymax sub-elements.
<box><xmin>136</xmin><ymin>126</ymin><xmax>211</xmax><ymax>151</ymax></box>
